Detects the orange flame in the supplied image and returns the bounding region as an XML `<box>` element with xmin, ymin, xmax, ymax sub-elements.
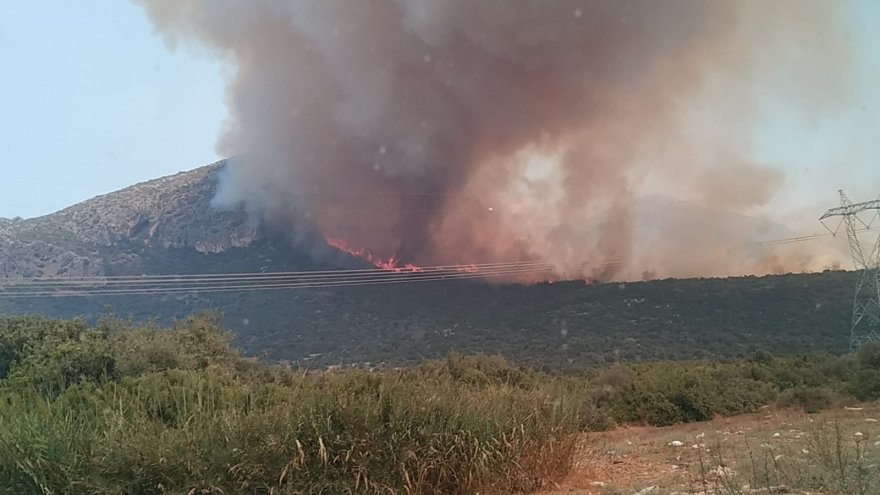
<box><xmin>326</xmin><ymin>236</ymin><xmax>423</xmax><ymax>272</ymax></box>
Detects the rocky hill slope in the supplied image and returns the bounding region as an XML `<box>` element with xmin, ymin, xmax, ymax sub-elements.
<box><xmin>0</xmin><ymin>160</ymin><xmax>257</xmax><ymax>278</ymax></box>
<box><xmin>0</xmin><ymin>161</ymin><xmax>858</xmax><ymax>368</ymax></box>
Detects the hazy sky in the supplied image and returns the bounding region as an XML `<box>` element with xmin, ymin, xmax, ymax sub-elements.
<box><xmin>1</xmin><ymin>0</ymin><xmax>879</xmax><ymax>228</ymax></box>
<box><xmin>0</xmin><ymin>0</ymin><xmax>226</xmax><ymax>218</ymax></box>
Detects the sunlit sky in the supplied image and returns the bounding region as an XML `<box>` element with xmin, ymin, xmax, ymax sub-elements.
<box><xmin>0</xmin><ymin>1</ymin><xmax>226</xmax><ymax>218</ymax></box>
<box><xmin>1</xmin><ymin>0</ymin><xmax>879</xmax><ymax>227</ymax></box>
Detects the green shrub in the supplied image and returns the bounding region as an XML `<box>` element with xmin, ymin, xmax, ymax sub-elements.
<box><xmin>106</xmin><ymin>313</ymin><xmax>240</xmax><ymax>377</ymax></box>
<box><xmin>856</xmin><ymin>342</ymin><xmax>880</xmax><ymax>370</ymax></box>
<box><xmin>0</xmin><ymin>316</ymin><xmax>93</xmax><ymax>379</ymax></box>
<box><xmin>3</xmin><ymin>324</ymin><xmax>115</xmax><ymax>398</ymax></box>
<box><xmin>0</xmin><ymin>314</ymin><xmax>875</xmax><ymax>493</ymax></box>
<box><xmin>848</xmin><ymin>369</ymin><xmax>880</xmax><ymax>401</ymax></box>
<box><xmin>605</xmin><ymin>362</ymin><xmax>778</xmax><ymax>426</ymax></box>
<box><xmin>610</xmin><ymin>381</ymin><xmax>680</xmax><ymax>426</ymax></box>
<box><xmin>776</xmin><ymin>385</ymin><xmax>838</xmax><ymax>413</ymax></box>
<box><xmin>0</xmin><ymin>368</ymin><xmax>582</xmax><ymax>494</ymax></box>
<box><xmin>0</xmin><ymin>316</ymin><xmax>588</xmax><ymax>494</ymax></box>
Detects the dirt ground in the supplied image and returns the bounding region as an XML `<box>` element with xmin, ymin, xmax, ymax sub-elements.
<box><xmin>537</xmin><ymin>405</ymin><xmax>880</xmax><ymax>495</ymax></box>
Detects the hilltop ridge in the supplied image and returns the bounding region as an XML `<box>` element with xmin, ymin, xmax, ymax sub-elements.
<box><xmin>0</xmin><ymin>161</ymin><xmax>857</xmax><ymax>368</ymax></box>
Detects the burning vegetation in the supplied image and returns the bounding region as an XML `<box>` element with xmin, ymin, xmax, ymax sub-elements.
<box><xmin>138</xmin><ymin>0</ymin><xmax>853</xmax><ymax>281</ymax></box>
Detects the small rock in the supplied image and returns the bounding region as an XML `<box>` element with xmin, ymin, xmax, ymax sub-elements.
<box><xmin>669</xmin><ymin>440</ymin><xmax>684</xmax><ymax>447</ymax></box>
<box><xmin>712</xmin><ymin>466</ymin><xmax>734</xmax><ymax>477</ymax></box>
<box><xmin>772</xmin><ymin>432</ymin><xmax>781</xmax><ymax>438</ymax></box>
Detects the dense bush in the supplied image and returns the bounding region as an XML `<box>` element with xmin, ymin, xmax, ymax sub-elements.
<box><xmin>598</xmin><ymin>352</ymin><xmax>876</xmax><ymax>426</ymax></box>
<box><xmin>1</xmin><ymin>314</ymin><xmax>879</xmax><ymax>493</ymax></box>
<box><xmin>0</xmin><ymin>316</ymin><xmax>95</xmax><ymax>379</ymax></box>
<box><xmin>0</xmin><ymin>315</ymin><xmax>584</xmax><ymax>494</ymax></box>
<box><xmin>1</xmin><ymin>369</ymin><xmax>584</xmax><ymax>494</ymax></box>
<box><xmin>856</xmin><ymin>342</ymin><xmax>880</xmax><ymax>370</ymax></box>
<box><xmin>0</xmin><ymin>269</ymin><xmax>860</xmax><ymax>369</ymax></box>
<box><xmin>606</xmin><ymin>363</ymin><xmax>777</xmax><ymax>426</ymax></box>
<box><xmin>776</xmin><ymin>385</ymin><xmax>838</xmax><ymax>413</ymax></box>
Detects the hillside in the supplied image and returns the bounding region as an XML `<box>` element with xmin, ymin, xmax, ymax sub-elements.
<box><xmin>0</xmin><ymin>160</ymin><xmax>261</xmax><ymax>278</ymax></box>
<box><xmin>0</xmin><ymin>266</ymin><xmax>858</xmax><ymax>369</ymax></box>
<box><xmin>0</xmin><ymin>161</ymin><xmax>860</xmax><ymax>369</ymax></box>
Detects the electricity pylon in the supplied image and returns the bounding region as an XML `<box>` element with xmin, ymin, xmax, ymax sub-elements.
<box><xmin>820</xmin><ymin>190</ymin><xmax>880</xmax><ymax>353</ymax></box>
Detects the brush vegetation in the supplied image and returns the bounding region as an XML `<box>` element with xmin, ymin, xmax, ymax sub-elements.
<box><xmin>1</xmin><ymin>314</ymin><xmax>880</xmax><ymax>494</ymax></box>
<box><xmin>0</xmin><ymin>264</ymin><xmax>859</xmax><ymax>369</ymax></box>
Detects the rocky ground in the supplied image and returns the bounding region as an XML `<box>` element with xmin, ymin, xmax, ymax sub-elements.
<box><xmin>540</xmin><ymin>405</ymin><xmax>880</xmax><ymax>495</ymax></box>
<box><xmin>0</xmin><ymin>159</ymin><xmax>258</xmax><ymax>278</ymax></box>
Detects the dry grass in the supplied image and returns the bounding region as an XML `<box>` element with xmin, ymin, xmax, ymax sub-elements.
<box><xmin>0</xmin><ymin>367</ymin><xmax>586</xmax><ymax>494</ymax></box>
<box><xmin>540</xmin><ymin>405</ymin><xmax>880</xmax><ymax>495</ymax></box>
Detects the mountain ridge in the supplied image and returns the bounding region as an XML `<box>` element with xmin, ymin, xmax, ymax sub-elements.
<box><xmin>0</xmin><ymin>161</ymin><xmax>857</xmax><ymax>369</ymax></box>
<box><xmin>0</xmin><ymin>159</ymin><xmax>802</xmax><ymax>279</ymax></box>
<box><xmin>0</xmin><ymin>160</ymin><xmax>262</xmax><ymax>278</ymax></box>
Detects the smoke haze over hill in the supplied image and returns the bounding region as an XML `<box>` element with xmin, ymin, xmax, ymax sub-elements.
<box><xmin>136</xmin><ymin>0</ymin><xmax>854</xmax><ymax>280</ymax></box>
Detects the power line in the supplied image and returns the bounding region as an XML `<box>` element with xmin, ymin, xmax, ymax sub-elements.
<box><xmin>1</xmin><ymin>259</ymin><xmax>624</xmax><ymax>287</ymax></box>
<box><xmin>0</xmin><ymin>211</ymin><xmax>872</xmax><ymax>299</ymax></box>
<box><xmin>820</xmin><ymin>191</ymin><xmax>880</xmax><ymax>352</ymax></box>
<box><xmin>750</xmin><ymin>227</ymin><xmax>879</xmax><ymax>246</ymax></box>
<box><xmin>0</xmin><ymin>265</ymin><xmax>546</xmax><ymax>298</ymax></box>
<box><xmin>1</xmin><ymin>260</ymin><xmax>556</xmax><ymax>286</ymax></box>
<box><xmin>0</xmin><ymin>224</ymin><xmax>869</xmax><ymax>297</ymax></box>
<box><xmin>0</xmin><ymin>265</ymin><xmax>550</xmax><ymax>290</ymax></box>
<box><xmin>0</xmin><ymin>259</ymin><xmax>625</xmax><ymax>298</ymax></box>
<box><xmin>0</xmin><ymin>266</ymin><xmax>554</xmax><ymax>297</ymax></box>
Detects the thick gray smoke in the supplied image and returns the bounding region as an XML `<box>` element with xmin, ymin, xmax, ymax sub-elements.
<box><xmin>137</xmin><ymin>0</ymin><xmax>853</xmax><ymax>280</ymax></box>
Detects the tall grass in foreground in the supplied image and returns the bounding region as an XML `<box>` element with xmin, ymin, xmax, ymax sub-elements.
<box><xmin>3</xmin><ymin>314</ymin><xmax>880</xmax><ymax>494</ymax></box>
<box><xmin>0</xmin><ymin>366</ymin><xmax>587</xmax><ymax>494</ymax></box>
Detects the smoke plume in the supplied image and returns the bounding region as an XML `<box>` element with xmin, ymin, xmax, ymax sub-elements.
<box><xmin>136</xmin><ymin>0</ymin><xmax>853</xmax><ymax>280</ymax></box>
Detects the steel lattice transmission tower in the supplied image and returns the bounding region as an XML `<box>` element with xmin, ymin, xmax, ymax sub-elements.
<box><xmin>820</xmin><ymin>190</ymin><xmax>880</xmax><ymax>352</ymax></box>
